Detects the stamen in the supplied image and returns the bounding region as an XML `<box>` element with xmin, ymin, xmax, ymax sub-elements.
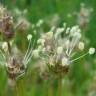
<box><xmin>0</xmin><ymin>49</ymin><xmax>6</xmax><ymax>60</ymax></box>
<box><xmin>23</xmin><ymin>37</ymin><xmax>32</xmax><ymax>62</ymax></box>
<box><xmin>15</xmin><ymin>21</ymin><xmax>24</xmax><ymax>30</ymax></box>
<box><xmin>68</xmin><ymin>33</ymin><xmax>81</xmax><ymax>56</ymax></box>
<box><xmin>24</xmin><ymin>51</ymin><xmax>33</xmax><ymax>65</ymax></box>
<box><xmin>66</xmin><ymin>40</ymin><xmax>70</xmax><ymax>55</ymax></box>
<box><xmin>16</xmin><ymin>71</ymin><xmax>25</xmax><ymax>80</ymax></box>
<box><xmin>24</xmin><ymin>39</ymin><xmax>36</xmax><ymax>65</ymax></box>
<box><xmin>70</xmin><ymin>52</ymin><xmax>88</xmax><ymax>62</ymax></box>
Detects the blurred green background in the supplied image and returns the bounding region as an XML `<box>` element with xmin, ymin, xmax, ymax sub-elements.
<box><xmin>0</xmin><ymin>0</ymin><xmax>96</xmax><ymax>96</ymax></box>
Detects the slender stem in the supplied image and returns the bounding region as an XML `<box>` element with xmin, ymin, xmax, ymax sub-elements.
<box><xmin>18</xmin><ymin>79</ymin><xmax>25</xmax><ymax>96</ymax></box>
<box><xmin>48</xmin><ymin>81</ymin><xmax>54</xmax><ymax>96</ymax></box>
<box><xmin>58</xmin><ymin>79</ymin><xmax>62</xmax><ymax>96</ymax></box>
<box><xmin>14</xmin><ymin>85</ymin><xmax>18</xmax><ymax>96</ymax></box>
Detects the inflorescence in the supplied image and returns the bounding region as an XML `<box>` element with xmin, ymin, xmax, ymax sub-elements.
<box><xmin>0</xmin><ymin>5</ymin><xmax>95</xmax><ymax>86</ymax></box>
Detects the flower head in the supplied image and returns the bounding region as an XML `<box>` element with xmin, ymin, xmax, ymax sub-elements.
<box><xmin>35</xmin><ymin>24</ymin><xmax>86</xmax><ymax>78</ymax></box>
<box><xmin>77</xmin><ymin>3</ymin><xmax>93</xmax><ymax>28</ymax></box>
<box><xmin>0</xmin><ymin>33</ymin><xmax>34</xmax><ymax>87</ymax></box>
<box><xmin>0</xmin><ymin>5</ymin><xmax>14</xmax><ymax>40</ymax></box>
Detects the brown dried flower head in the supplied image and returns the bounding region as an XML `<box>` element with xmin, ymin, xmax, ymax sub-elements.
<box><xmin>0</xmin><ymin>5</ymin><xmax>14</xmax><ymax>40</ymax></box>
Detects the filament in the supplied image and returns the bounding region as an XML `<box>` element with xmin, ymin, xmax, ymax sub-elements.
<box><xmin>68</xmin><ymin>36</ymin><xmax>80</xmax><ymax>56</ymax></box>
<box><xmin>71</xmin><ymin>52</ymin><xmax>88</xmax><ymax>62</ymax></box>
<box><xmin>24</xmin><ymin>39</ymin><xmax>36</xmax><ymax>65</ymax></box>
<box><xmin>23</xmin><ymin>39</ymin><xmax>32</xmax><ymax>62</ymax></box>
<box><xmin>0</xmin><ymin>49</ymin><xmax>6</xmax><ymax>60</ymax></box>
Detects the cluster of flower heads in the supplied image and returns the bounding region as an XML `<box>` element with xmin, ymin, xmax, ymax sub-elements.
<box><xmin>0</xmin><ymin>5</ymin><xmax>95</xmax><ymax>86</ymax></box>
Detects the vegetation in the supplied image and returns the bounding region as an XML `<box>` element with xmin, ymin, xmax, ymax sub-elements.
<box><xmin>0</xmin><ymin>0</ymin><xmax>96</xmax><ymax>96</ymax></box>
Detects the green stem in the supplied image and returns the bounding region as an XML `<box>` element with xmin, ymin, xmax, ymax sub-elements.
<box><xmin>14</xmin><ymin>85</ymin><xmax>18</xmax><ymax>96</ymax></box>
<box><xmin>58</xmin><ymin>79</ymin><xmax>62</xmax><ymax>96</ymax></box>
<box><xmin>48</xmin><ymin>81</ymin><xmax>54</xmax><ymax>96</ymax></box>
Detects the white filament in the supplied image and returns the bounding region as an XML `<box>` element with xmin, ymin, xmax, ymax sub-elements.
<box><xmin>23</xmin><ymin>39</ymin><xmax>32</xmax><ymax>62</ymax></box>
<box><xmin>71</xmin><ymin>53</ymin><xmax>88</xmax><ymax>62</ymax></box>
